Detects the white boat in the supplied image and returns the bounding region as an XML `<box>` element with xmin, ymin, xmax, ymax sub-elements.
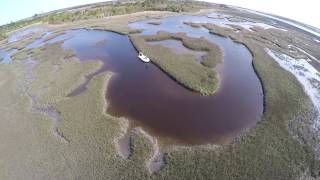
<box><xmin>138</xmin><ymin>52</ymin><xmax>150</xmax><ymax>63</ymax></box>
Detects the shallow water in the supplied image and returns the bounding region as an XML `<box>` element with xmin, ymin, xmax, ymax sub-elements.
<box><xmin>206</xmin><ymin>12</ymin><xmax>283</xmax><ymax>31</ymax></box>
<box><xmin>147</xmin><ymin>39</ymin><xmax>207</xmax><ymax>62</ymax></box>
<box><xmin>26</xmin><ymin>31</ymin><xmax>68</xmax><ymax>49</ymax></box>
<box><xmin>8</xmin><ymin>26</ymin><xmax>42</xmax><ymax>43</ymax></box>
<box><xmin>0</xmin><ymin>48</ymin><xmax>17</xmax><ymax>64</ymax></box>
<box><xmin>21</xmin><ymin>15</ymin><xmax>264</xmax><ymax>145</ymax></box>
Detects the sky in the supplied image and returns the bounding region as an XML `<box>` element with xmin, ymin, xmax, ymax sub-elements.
<box><xmin>0</xmin><ymin>0</ymin><xmax>319</xmax><ymax>29</ymax></box>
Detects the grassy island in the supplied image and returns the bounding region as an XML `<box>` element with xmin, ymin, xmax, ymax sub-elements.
<box><xmin>130</xmin><ymin>31</ymin><xmax>223</xmax><ymax>95</ymax></box>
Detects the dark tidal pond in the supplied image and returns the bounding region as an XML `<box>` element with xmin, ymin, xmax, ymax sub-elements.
<box><xmin>29</xmin><ymin>15</ymin><xmax>264</xmax><ymax>145</ymax></box>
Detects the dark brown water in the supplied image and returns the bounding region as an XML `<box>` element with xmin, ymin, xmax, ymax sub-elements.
<box><xmin>106</xmin><ymin>29</ymin><xmax>262</xmax><ymax>144</ymax></box>
<box><xmin>33</xmin><ymin>15</ymin><xmax>263</xmax><ymax>145</ymax></box>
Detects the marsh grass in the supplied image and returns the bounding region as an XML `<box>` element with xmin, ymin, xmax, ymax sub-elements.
<box><xmin>12</xmin><ymin>49</ymin><xmax>29</xmax><ymax>61</ymax></box>
<box><xmin>154</xmin><ymin>21</ymin><xmax>320</xmax><ymax>179</ymax></box>
<box><xmin>130</xmin><ymin>31</ymin><xmax>223</xmax><ymax>95</ymax></box>
<box><xmin>183</xmin><ymin>21</ymin><xmax>201</xmax><ymax>28</ymax></box>
<box><xmin>128</xmin><ymin>29</ymin><xmax>144</xmax><ymax>34</ymax></box>
<box><xmin>143</xmin><ymin>31</ymin><xmax>223</xmax><ymax>68</ymax></box>
<box><xmin>1</xmin><ymin>6</ymin><xmax>319</xmax><ymax>179</ymax></box>
<box><xmin>0</xmin><ymin>0</ymin><xmax>212</xmax><ymax>41</ymax></box>
<box><xmin>44</xmin><ymin>0</ymin><xmax>212</xmax><ymax>24</ymax></box>
<box><xmin>0</xmin><ymin>43</ymin><xmax>125</xmax><ymax>179</ymax></box>
<box><xmin>62</xmin><ymin>11</ymin><xmax>176</xmax><ymax>35</ymax></box>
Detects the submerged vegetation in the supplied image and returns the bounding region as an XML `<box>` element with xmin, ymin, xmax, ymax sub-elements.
<box><xmin>130</xmin><ymin>31</ymin><xmax>223</xmax><ymax>95</ymax></box>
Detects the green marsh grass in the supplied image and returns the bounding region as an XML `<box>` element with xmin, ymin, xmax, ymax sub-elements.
<box><xmin>130</xmin><ymin>31</ymin><xmax>223</xmax><ymax>95</ymax></box>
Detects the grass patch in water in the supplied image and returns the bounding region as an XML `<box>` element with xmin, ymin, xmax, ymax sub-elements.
<box><xmin>130</xmin><ymin>31</ymin><xmax>223</xmax><ymax>95</ymax></box>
